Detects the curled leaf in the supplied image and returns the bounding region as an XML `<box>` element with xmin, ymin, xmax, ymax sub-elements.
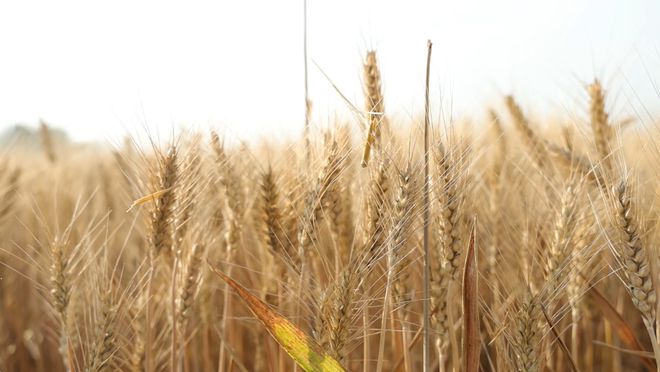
<box><xmin>126</xmin><ymin>188</ymin><xmax>172</xmax><ymax>212</ymax></box>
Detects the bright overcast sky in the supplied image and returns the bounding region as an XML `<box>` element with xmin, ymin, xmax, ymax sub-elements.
<box><xmin>1</xmin><ymin>0</ymin><xmax>659</xmax><ymax>143</ymax></box>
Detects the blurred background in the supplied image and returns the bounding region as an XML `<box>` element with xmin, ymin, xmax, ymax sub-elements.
<box><xmin>0</xmin><ymin>0</ymin><xmax>659</xmax><ymax>144</ymax></box>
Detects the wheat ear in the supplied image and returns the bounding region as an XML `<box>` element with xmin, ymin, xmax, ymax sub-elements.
<box><xmin>149</xmin><ymin>145</ymin><xmax>178</xmax><ymax>257</ymax></box>
<box><xmin>435</xmin><ymin>144</ymin><xmax>465</xmax><ymax>280</ymax></box>
<box><xmin>296</xmin><ymin>139</ymin><xmax>341</xmax><ymax>269</ymax></box>
<box><xmin>376</xmin><ymin>162</ymin><xmax>416</xmax><ymax>372</ymax></box>
<box><xmin>612</xmin><ymin>180</ymin><xmax>659</xmax><ymax>363</ymax></box>
<box><xmin>362</xmin><ymin>51</ymin><xmax>386</xmax><ymax>167</ymax></box>
<box><xmin>588</xmin><ymin>79</ymin><xmax>613</xmax><ymax>173</ymax></box>
<box><xmin>513</xmin><ymin>289</ymin><xmax>542</xmax><ymax>372</ymax></box>
<box><xmin>505</xmin><ymin>95</ymin><xmax>548</xmax><ymax>170</ymax></box>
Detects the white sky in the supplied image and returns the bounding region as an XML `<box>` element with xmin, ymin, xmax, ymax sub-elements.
<box><xmin>1</xmin><ymin>0</ymin><xmax>659</xmax><ymax>143</ymax></box>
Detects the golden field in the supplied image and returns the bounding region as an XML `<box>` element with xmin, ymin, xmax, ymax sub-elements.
<box><xmin>1</xmin><ymin>51</ymin><xmax>660</xmax><ymax>372</ymax></box>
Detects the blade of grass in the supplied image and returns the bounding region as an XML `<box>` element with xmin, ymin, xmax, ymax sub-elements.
<box><xmin>462</xmin><ymin>220</ymin><xmax>480</xmax><ymax>372</ymax></box>
<box><xmin>592</xmin><ymin>340</ymin><xmax>656</xmax><ymax>358</ymax></box>
<box><xmin>208</xmin><ymin>261</ymin><xmax>345</xmax><ymax>372</ymax></box>
<box><xmin>540</xmin><ymin>304</ymin><xmax>580</xmax><ymax>372</ymax></box>
<box><xmin>588</xmin><ymin>283</ymin><xmax>656</xmax><ymax>371</ymax></box>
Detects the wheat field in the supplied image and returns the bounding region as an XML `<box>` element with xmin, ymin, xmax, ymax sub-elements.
<box><xmin>1</xmin><ymin>51</ymin><xmax>660</xmax><ymax>372</ymax></box>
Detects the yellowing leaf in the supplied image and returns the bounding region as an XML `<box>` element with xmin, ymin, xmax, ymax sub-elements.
<box><xmin>361</xmin><ymin>114</ymin><xmax>382</xmax><ymax>168</ymax></box>
<box><xmin>126</xmin><ymin>188</ymin><xmax>171</xmax><ymax>212</ymax></box>
<box><xmin>208</xmin><ymin>262</ymin><xmax>345</xmax><ymax>372</ymax></box>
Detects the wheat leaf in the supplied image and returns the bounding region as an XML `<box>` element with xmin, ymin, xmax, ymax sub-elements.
<box><xmin>208</xmin><ymin>261</ymin><xmax>345</xmax><ymax>372</ymax></box>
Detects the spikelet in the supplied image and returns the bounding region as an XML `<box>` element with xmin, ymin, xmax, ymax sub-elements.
<box><xmin>612</xmin><ymin>181</ymin><xmax>656</xmax><ymax>323</ymax></box>
<box><xmin>128</xmin><ymin>301</ymin><xmax>145</xmax><ymax>372</ymax></box>
<box><xmin>512</xmin><ymin>290</ymin><xmax>542</xmax><ymax>372</ymax></box>
<box><xmin>544</xmin><ymin>182</ymin><xmax>580</xmax><ymax>283</ymax></box>
<box><xmin>364</xmin><ymin>158</ymin><xmax>389</xmax><ymax>264</ymax></box>
<box><xmin>488</xmin><ymin>110</ymin><xmax>506</xmax><ymax>189</ymax></box>
<box><xmin>282</xmin><ymin>177</ymin><xmax>302</xmax><ymax>261</ymax></box>
<box><xmin>319</xmin><ymin>252</ymin><xmax>365</xmax><ymax>363</ymax></box>
<box><xmin>296</xmin><ymin>140</ymin><xmax>342</xmax><ymax>268</ymax></box>
<box><xmin>210</xmin><ymin>133</ymin><xmax>244</xmax><ymax>217</ymax></box>
<box><xmin>435</xmin><ymin>143</ymin><xmax>465</xmax><ymax>280</ymax></box>
<box><xmin>389</xmin><ymin>164</ymin><xmax>416</xmax><ymax>317</ymax></box>
<box><xmin>588</xmin><ymin>79</ymin><xmax>613</xmax><ymax>172</ymax></box>
<box><xmin>49</xmin><ymin>236</ymin><xmax>73</xmax><ymax>368</ymax></box>
<box><xmin>260</xmin><ymin>168</ymin><xmax>287</xmax><ymax>258</ymax></box>
<box><xmin>430</xmin><ymin>143</ymin><xmax>461</xmax><ymax>354</ymax></box>
<box><xmin>430</xmin><ymin>267</ymin><xmax>450</xmax><ymax>350</ymax></box>
<box><xmin>0</xmin><ymin>166</ymin><xmax>21</xmax><ymax>225</ymax></box>
<box><xmin>50</xmin><ymin>236</ymin><xmax>70</xmax><ymax>320</ymax></box>
<box><xmin>339</xmin><ymin>180</ymin><xmax>354</xmax><ymax>255</ymax></box>
<box><xmin>177</xmin><ymin>243</ymin><xmax>205</xmax><ymax>325</ymax></box>
<box><xmin>172</xmin><ymin>137</ymin><xmax>202</xmax><ymax>253</ymax></box>
<box><xmin>547</xmin><ymin>143</ymin><xmax>604</xmax><ymax>186</ymax></box>
<box><xmin>88</xmin><ymin>291</ymin><xmax>117</xmax><ymax>372</ymax></box>
<box><xmin>487</xmin><ymin>110</ymin><xmax>506</xmax><ymax>289</ymax></box>
<box><xmin>210</xmin><ymin>132</ymin><xmax>244</xmax><ymax>258</ymax></box>
<box><xmin>505</xmin><ymin>95</ymin><xmax>548</xmax><ymax>169</ymax></box>
<box><xmin>149</xmin><ymin>146</ymin><xmax>178</xmax><ymax>257</ymax></box>
<box><xmin>567</xmin><ymin>205</ymin><xmax>595</xmax><ymax>360</ymax></box>
<box><xmin>361</xmin><ymin>51</ymin><xmax>386</xmax><ymax>167</ymax></box>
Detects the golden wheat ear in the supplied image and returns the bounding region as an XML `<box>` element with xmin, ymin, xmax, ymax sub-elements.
<box><xmin>208</xmin><ymin>261</ymin><xmax>345</xmax><ymax>372</ymax></box>
<box><xmin>588</xmin><ymin>79</ymin><xmax>613</xmax><ymax>172</ymax></box>
<box><xmin>361</xmin><ymin>50</ymin><xmax>386</xmax><ymax>167</ymax></box>
<box><xmin>505</xmin><ymin>95</ymin><xmax>549</xmax><ymax>170</ymax></box>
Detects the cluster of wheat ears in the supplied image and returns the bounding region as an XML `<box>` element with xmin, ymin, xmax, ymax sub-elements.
<box><xmin>1</xmin><ymin>50</ymin><xmax>660</xmax><ymax>372</ymax></box>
